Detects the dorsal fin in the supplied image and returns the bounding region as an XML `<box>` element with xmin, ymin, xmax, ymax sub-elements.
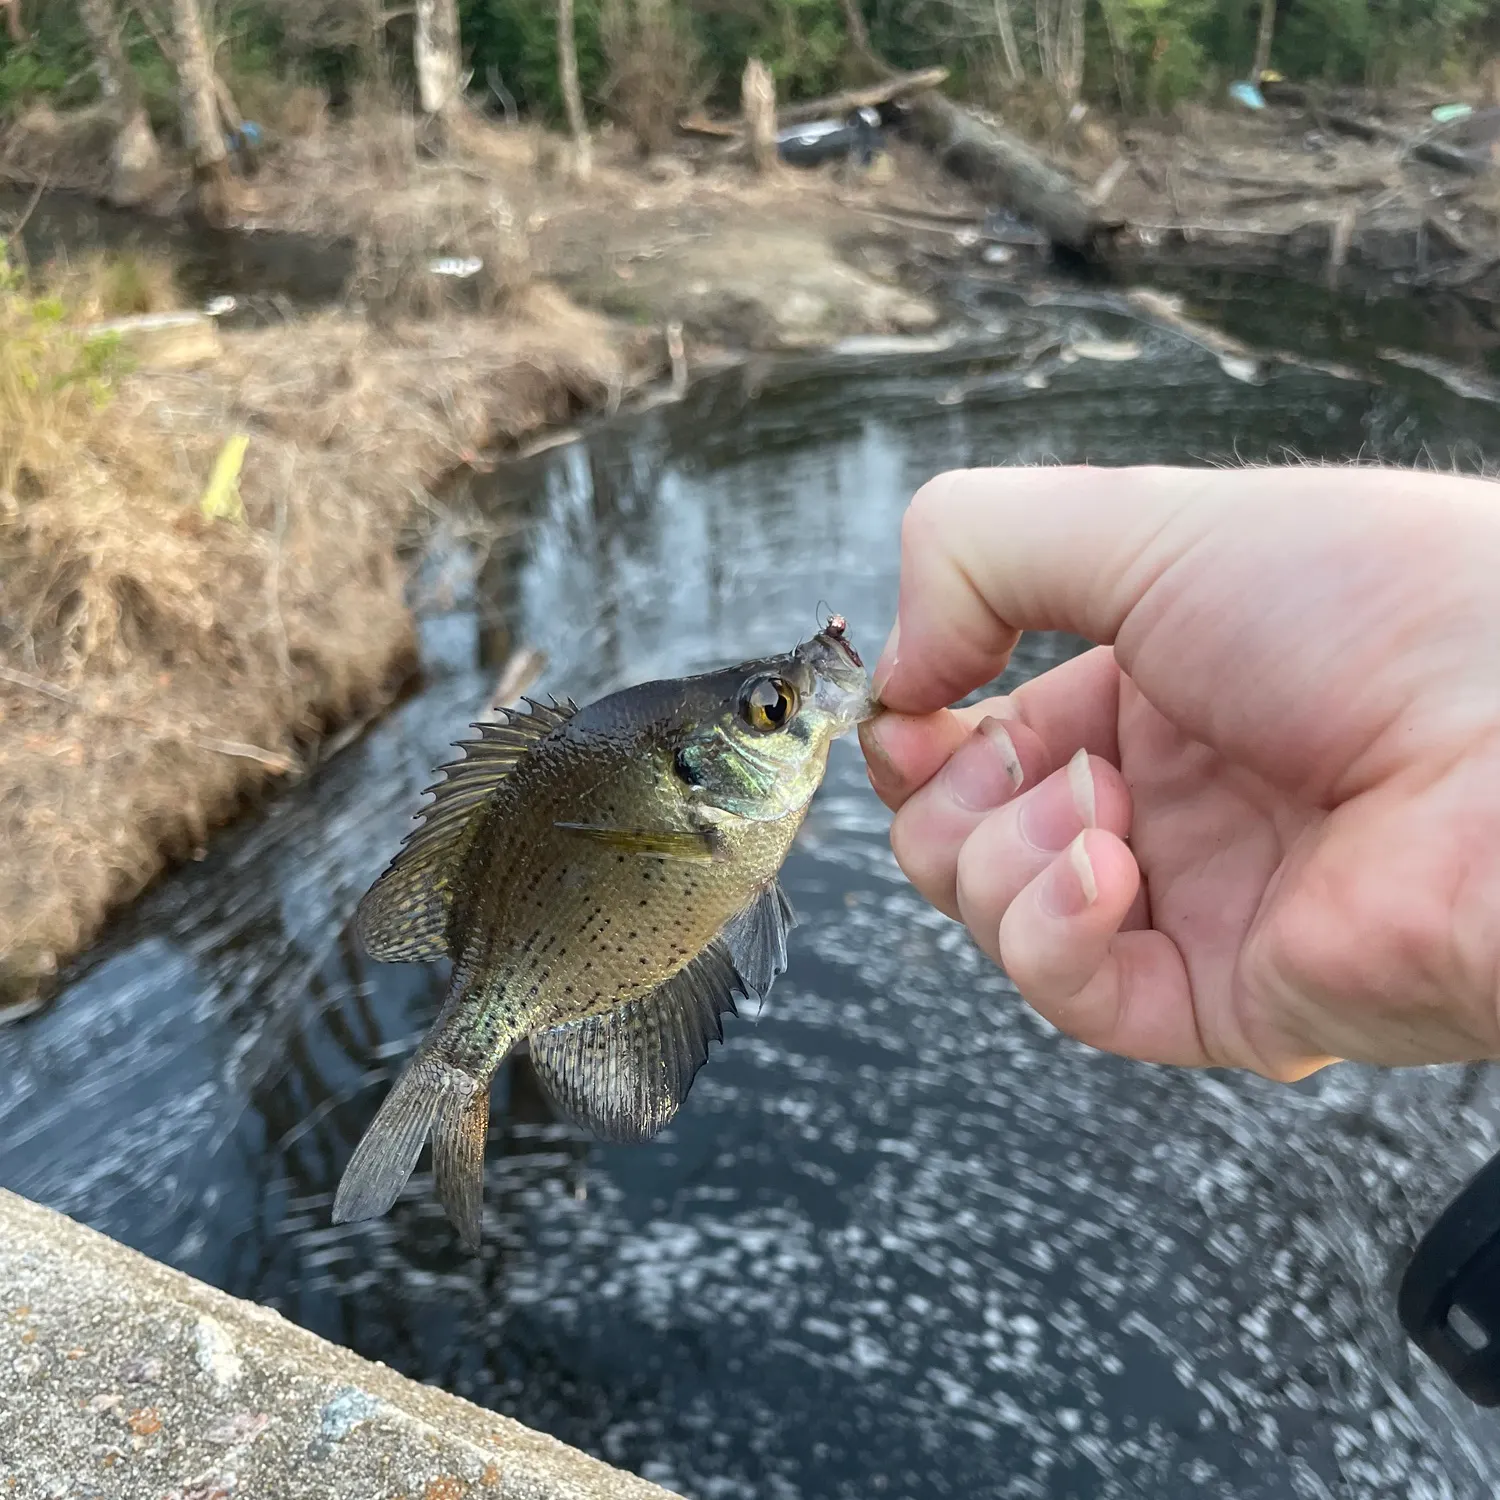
<box><xmin>355</xmin><ymin>696</ymin><xmax>578</xmax><ymax>962</ymax></box>
<box><xmin>528</xmin><ymin>943</ymin><xmax>743</xmax><ymax>1143</ymax></box>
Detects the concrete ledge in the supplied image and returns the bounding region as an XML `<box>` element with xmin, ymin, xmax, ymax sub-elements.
<box><xmin>0</xmin><ymin>1189</ymin><xmax>673</xmax><ymax>1500</ymax></box>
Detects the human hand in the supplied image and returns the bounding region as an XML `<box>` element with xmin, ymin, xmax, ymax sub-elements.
<box><xmin>860</xmin><ymin>465</ymin><xmax>1500</xmax><ymax>1079</ymax></box>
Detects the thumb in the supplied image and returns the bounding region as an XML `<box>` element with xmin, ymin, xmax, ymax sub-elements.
<box><xmin>875</xmin><ymin>466</ymin><xmax>1218</xmax><ymax>715</ymax></box>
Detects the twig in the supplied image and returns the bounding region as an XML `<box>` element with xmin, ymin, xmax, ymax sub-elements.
<box><xmin>1130</xmin><ymin>217</ymin><xmax>1316</xmax><ymax>242</ymax></box>
<box><xmin>873</xmin><ymin>200</ymin><xmax>984</xmax><ymax>225</ymax></box>
<box><xmin>0</xmin><ymin>663</ymin><xmax>296</xmax><ymax>773</ymax></box>
<box><xmin>666</xmin><ymin>320</ymin><xmax>687</xmax><ymax>399</ymax></box>
<box><xmin>475</xmin><ymin>646</ymin><xmax>548</xmax><ymax>723</ymax></box>
<box><xmin>4</xmin><ymin>174</ymin><xmax>48</xmax><ymax>240</ymax></box>
<box><xmin>188</xmin><ymin>736</ymin><xmax>297</xmax><ymax>771</ymax></box>
<box><xmin>1087</xmin><ymin>156</ymin><xmax>1128</xmax><ymax>207</ymax></box>
<box><xmin>1327</xmin><ymin>203</ymin><xmax>1357</xmax><ymax>288</ymax></box>
<box><xmin>265</xmin><ymin>458</ymin><xmax>292</xmax><ymax>679</ymax></box>
<box><xmin>128</xmin><ymin>0</ymin><xmax>176</xmax><ymax>65</ymax></box>
<box><xmin>0</xmin><ymin>664</ymin><xmax>76</xmax><ymax>706</ymax></box>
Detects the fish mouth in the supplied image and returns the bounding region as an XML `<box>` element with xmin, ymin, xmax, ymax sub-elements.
<box><xmin>796</xmin><ymin>622</ymin><xmax>875</xmax><ymax>730</ymax></box>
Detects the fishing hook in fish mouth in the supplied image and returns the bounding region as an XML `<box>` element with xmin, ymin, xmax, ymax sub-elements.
<box><xmin>820</xmin><ymin>611</ymin><xmax>862</xmax><ymax>668</ymax></box>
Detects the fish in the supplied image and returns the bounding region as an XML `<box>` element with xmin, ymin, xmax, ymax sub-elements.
<box><xmin>332</xmin><ymin>617</ymin><xmax>871</xmax><ymax>1249</ymax></box>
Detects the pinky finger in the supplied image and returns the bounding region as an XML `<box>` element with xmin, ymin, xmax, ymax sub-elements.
<box><xmin>997</xmin><ymin>830</ymin><xmax>1211</xmax><ymax>1068</ymax></box>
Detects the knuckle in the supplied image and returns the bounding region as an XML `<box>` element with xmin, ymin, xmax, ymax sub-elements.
<box><xmin>904</xmin><ymin>469</ymin><xmax>973</xmax><ymax>542</ymax></box>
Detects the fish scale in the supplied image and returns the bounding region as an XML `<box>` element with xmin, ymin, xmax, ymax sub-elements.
<box><xmin>332</xmin><ymin>622</ymin><xmax>870</xmax><ymax>1250</ymax></box>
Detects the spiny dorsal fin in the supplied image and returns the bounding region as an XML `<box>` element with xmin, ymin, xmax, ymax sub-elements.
<box><xmin>355</xmin><ymin>696</ymin><xmax>578</xmax><ymax>962</ymax></box>
<box><xmin>528</xmin><ymin>943</ymin><xmax>743</xmax><ymax>1143</ymax></box>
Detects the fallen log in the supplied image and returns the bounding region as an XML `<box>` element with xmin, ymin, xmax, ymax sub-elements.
<box><xmin>1321</xmin><ymin>109</ymin><xmax>1482</xmax><ymax>174</ymax></box>
<box><xmin>776</xmin><ymin>67</ymin><xmax>950</xmax><ymax>126</ymax></box>
<box><xmin>681</xmin><ymin>66</ymin><xmax>948</xmax><ymax>141</ymax></box>
<box><xmin>678</xmin><ymin>112</ymin><xmax>739</xmax><ymax>138</ymax></box>
<box><xmin>902</xmin><ymin>91</ymin><xmax>1119</xmax><ymax>255</ymax></box>
<box><xmin>679</xmin><ymin>67</ymin><xmax>951</xmax><ymax>141</ymax></box>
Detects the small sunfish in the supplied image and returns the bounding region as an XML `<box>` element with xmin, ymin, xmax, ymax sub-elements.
<box><xmin>333</xmin><ymin>618</ymin><xmax>871</xmax><ymax>1248</ymax></box>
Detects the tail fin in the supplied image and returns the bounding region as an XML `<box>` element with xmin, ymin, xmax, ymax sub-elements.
<box><xmin>332</xmin><ymin>1051</ymin><xmax>491</xmax><ymax>1246</ymax></box>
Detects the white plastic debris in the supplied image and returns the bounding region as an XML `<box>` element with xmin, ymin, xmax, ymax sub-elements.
<box><xmin>1067</xmin><ymin>338</ymin><xmax>1142</xmax><ymax>363</ymax></box>
<box><xmin>428</xmin><ymin>256</ymin><xmax>484</xmax><ymax>278</ymax></box>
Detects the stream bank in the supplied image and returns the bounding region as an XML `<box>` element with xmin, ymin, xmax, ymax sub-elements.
<box><xmin>0</xmin><ymin>283</ymin><xmax>647</xmax><ymax>1016</ymax></box>
<box><xmin>5</xmin><ymin>90</ymin><xmax>1500</xmax><ymax>1019</ymax></box>
<box><xmin>0</xmin><ymin>118</ymin><xmax>975</xmax><ymax>1017</ymax></box>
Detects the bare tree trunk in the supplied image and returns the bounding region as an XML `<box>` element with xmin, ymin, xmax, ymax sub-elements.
<box><xmin>414</xmin><ymin>0</ymin><xmax>461</xmax><ymax>118</ymax></box>
<box><xmin>1251</xmin><ymin>0</ymin><xmax>1277</xmax><ymax>81</ymax></box>
<box><xmin>1056</xmin><ymin>0</ymin><xmax>1085</xmax><ymax>105</ymax></box>
<box><xmin>742</xmin><ymin>57</ymin><xmax>777</xmax><ymax>174</ymax></box>
<box><xmin>3</xmin><ymin>0</ymin><xmax>25</xmax><ymax>43</ymax></box>
<box><xmin>838</xmin><ymin>0</ymin><xmax>878</xmax><ymax>69</ymax></box>
<box><xmin>1099</xmin><ymin>0</ymin><xmax>1133</xmax><ymax>111</ymax></box>
<box><xmin>992</xmin><ymin>0</ymin><xmax>1024</xmax><ymax>83</ymax></box>
<box><xmin>557</xmin><ymin>0</ymin><xmax>592</xmax><ymax>179</ymax></box>
<box><xmin>77</xmin><ymin>0</ymin><xmax>164</xmax><ymax>206</ymax></box>
<box><xmin>1035</xmin><ymin>0</ymin><xmax>1055</xmax><ymax>89</ymax></box>
<box><xmin>169</xmin><ymin>0</ymin><xmax>235</xmax><ymax>224</ymax></box>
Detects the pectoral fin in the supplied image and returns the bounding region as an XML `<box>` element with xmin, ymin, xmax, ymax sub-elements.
<box><xmin>554</xmin><ymin>823</ymin><xmax>718</xmax><ymax>862</ymax></box>
<box><xmin>722</xmin><ymin>880</ymin><xmax>796</xmax><ymax>1009</ymax></box>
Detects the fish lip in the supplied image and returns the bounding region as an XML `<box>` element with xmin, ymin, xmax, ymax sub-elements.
<box><xmin>796</xmin><ymin>625</ymin><xmax>873</xmax><ymax>732</ymax></box>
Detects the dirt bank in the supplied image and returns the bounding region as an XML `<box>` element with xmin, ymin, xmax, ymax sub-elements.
<box><xmin>1079</xmin><ymin>91</ymin><xmax>1500</xmax><ymax>299</ymax></box>
<box><xmin>0</xmin><ymin>281</ymin><xmax>646</xmax><ymax>1015</ymax></box>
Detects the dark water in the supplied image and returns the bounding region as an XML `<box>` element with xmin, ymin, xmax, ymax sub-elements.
<box><xmin>0</xmin><ymin>185</ymin><xmax>355</xmax><ymax>314</ymax></box>
<box><xmin>6</xmin><ymin>286</ymin><xmax>1500</xmax><ymax>1498</ymax></box>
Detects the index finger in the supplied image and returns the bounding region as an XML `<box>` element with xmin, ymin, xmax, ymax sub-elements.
<box><xmin>876</xmin><ymin>465</ymin><xmax>1214</xmax><ymax>715</ymax></box>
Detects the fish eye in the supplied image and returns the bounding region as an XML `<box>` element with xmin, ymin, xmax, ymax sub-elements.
<box><xmin>740</xmin><ymin>676</ymin><xmax>798</xmax><ymax>733</ymax></box>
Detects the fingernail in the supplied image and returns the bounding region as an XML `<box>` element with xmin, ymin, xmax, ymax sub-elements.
<box><xmin>939</xmin><ymin>717</ymin><xmax>1024</xmax><ymax>811</ymax></box>
<box><xmin>1039</xmin><ymin>832</ymin><xmax>1098</xmax><ymax>917</ymax></box>
<box><xmin>1069</xmin><ymin>831</ymin><xmax>1098</xmax><ymax>904</ymax></box>
<box><xmin>858</xmin><ymin>718</ymin><xmax>900</xmax><ymax>790</ymax></box>
<box><xmin>871</xmin><ymin>619</ymin><xmax>899</xmax><ymax>700</ymax></box>
<box><xmin>1067</xmin><ymin>747</ymin><xmax>1097</xmax><ymax>829</ymax></box>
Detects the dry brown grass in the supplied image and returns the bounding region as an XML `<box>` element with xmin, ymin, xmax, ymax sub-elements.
<box><xmin>600</xmin><ymin>0</ymin><xmax>707</xmax><ymax>155</ymax></box>
<box><xmin>349</xmin><ymin>194</ymin><xmax>533</xmax><ymax>326</ymax></box>
<box><xmin>0</xmin><ymin>104</ymin><xmax>121</xmax><ymax>199</ymax></box>
<box><xmin>0</xmin><ymin>281</ymin><xmax>642</xmax><ymax>1012</ymax></box>
<box><xmin>39</xmin><ymin>249</ymin><xmax>184</xmax><ymax>322</ymax></box>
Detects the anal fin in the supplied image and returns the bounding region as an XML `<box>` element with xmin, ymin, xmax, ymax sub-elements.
<box><xmin>529</xmin><ymin>944</ymin><xmax>742</xmax><ymax>1143</ymax></box>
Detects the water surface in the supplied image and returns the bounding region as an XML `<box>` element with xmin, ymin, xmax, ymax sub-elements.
<box><xmin>5</xmin><ymin>285</ymin><xmax>1500</xmax><ymax>1498</ymax></box>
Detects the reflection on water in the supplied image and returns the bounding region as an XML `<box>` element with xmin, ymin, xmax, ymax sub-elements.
<box><xmin>5</xmin><ymin>287</ymin><xmax>1500</xmax><ymax>1498</ymax></box>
